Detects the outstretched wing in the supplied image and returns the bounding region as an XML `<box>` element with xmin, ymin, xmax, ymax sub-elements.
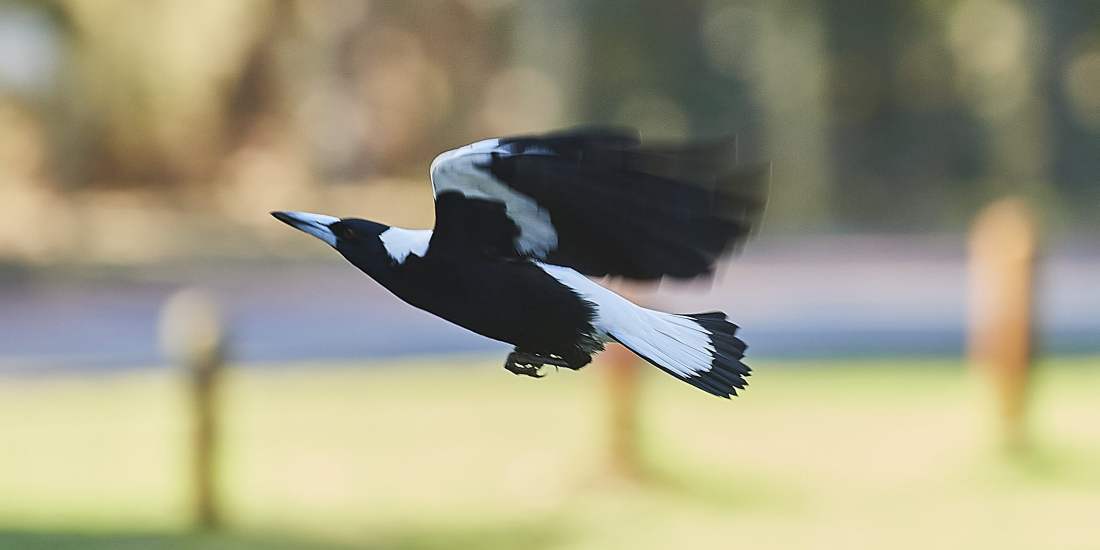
<box><xmin>427</xmin><ymin>127</ymin><xmax>768</xmax><ymax>280</ymax></box>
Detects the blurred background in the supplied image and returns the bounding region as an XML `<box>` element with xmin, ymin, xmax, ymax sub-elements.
<box><xmin>0</xmin><ymin>1</ymin><xmax>1097</xmax><ymax>549</ymax></box>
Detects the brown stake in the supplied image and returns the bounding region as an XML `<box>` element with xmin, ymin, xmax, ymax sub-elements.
<box><xmin>968</xmin><ymin>197</ymin><xmax>1039</xmax><ymax>450</ymax></box>
<box><xmin>603</xmin><ymin>282</ymin><xmax>652</xmax><ymax>479</ymax></box>
<box><xmin>605</xmin><ymin>342</ymin><xmax>641</xmax><ymax>479</ymax></box>
<box><xmin>159</xmin><ymin>289</ymin><xmax>226</xmax><ymax>530</ymax></box>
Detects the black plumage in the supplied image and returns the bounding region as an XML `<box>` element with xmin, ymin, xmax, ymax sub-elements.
<box><xmin>451</xmin><ymin>128</ymin><xmax>768</xmax><ymax>279</ymax></box>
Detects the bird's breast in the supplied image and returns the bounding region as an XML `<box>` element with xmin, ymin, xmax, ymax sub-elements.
<box><xmin>379</xmin><ymin>257</ymin><xmax>597</xmax><ymax>350</ymax></box>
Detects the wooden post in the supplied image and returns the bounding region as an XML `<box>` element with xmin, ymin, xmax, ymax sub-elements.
<box><xmin>159</xmin><ymin>289</ymin><xmax>226</xmax><ymax>530</ymax></box>
<box><xmin>604</xmin><ymin>283</ymin><xmax>649</xmax><ymax>479</ymax></box>
<box><xmin>968</xmin><ymin>197</ymin><xmax>1038</xmax><ymax>450</ymax></box>
<box><xmin>605</xmin><ymin>342</ymin><xmax>641</xmax><ymax>479</ymax></box>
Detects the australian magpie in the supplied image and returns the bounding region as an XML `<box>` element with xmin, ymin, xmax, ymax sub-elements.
<box><xmin>273</xmin><ymin>128</ymin><xmax>768</xmax><ymax>398</ymax></box>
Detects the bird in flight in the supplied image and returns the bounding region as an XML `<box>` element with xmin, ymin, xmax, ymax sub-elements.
<box><xmin>273</xmin><ymin>128</ymin><xmax>768</xmax><ymax>398</ymax></box>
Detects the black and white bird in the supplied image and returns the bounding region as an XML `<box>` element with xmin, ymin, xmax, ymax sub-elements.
<box><xmin>273</xmin><ymin>128</ymin><xmax>768</xmax><ymax>398</ymax></box>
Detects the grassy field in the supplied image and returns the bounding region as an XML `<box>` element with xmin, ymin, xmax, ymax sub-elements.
<box><xmin>0</xmin><ymin>356</ymin><xmax>1098</xmax><ymax>549</ymax></box>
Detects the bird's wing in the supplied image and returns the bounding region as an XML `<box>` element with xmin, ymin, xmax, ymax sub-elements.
<box><xmin>427</xmin><ymin>127</ymin><xmax>768</xmax><ymax>280</ymax></box>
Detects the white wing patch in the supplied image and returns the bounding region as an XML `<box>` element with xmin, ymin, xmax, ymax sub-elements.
<box><xmin>379</xmin><ymin>228</ymin><xmax>432</xmax><ymax>264</ymax></box>
<box><xmin>535</xmin><ymin>262</ymin><xmax>715</xmax><ymax>378</ymax></box>
<box><xmin>430</xmin><ymin>139</ymin><xmax>559</xmax><ymax>257</ymax></box>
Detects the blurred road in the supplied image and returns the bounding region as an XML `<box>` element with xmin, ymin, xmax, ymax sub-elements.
<box><xmin>2</xmin><ymin>237</ymin><xmax>1097</xmax><ymax>371</ymax></box>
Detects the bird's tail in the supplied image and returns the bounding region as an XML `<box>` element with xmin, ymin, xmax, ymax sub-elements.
<box><xmin>609</xmin><ymin>310</ymin><xmax>750</xmax><ymax>398</ymax></box>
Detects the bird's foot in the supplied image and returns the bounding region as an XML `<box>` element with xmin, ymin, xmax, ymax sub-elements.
<box><xmin>504</xmin><ymin>352</ymin><xmax>545</xmax><ymax>378</ymax></box>
<box><xmin>503</xmin><ymin>351</ymin><xmax>572</xmax><ymax>378</ymax></box>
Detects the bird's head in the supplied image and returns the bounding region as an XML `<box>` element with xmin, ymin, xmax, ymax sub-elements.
<box><xmin>272</xmin><ymin>211</ymin><xmax>391</xmax><ymax>272</ymax></box>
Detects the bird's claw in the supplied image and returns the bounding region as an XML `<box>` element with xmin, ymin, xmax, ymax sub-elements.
<box><xmin>505</xmin><ymin>361</ymin><xmax>545</xmax><ymax>378</ymax></box>
<box><xmin>504</xmin><ymin>351</ymin><xmax>568</xmax><ymax>378</ymax></box>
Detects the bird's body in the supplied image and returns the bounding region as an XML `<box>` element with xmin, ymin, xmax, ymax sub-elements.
<box><xmin>274</xmin><ymin>128</ymin><xmax>767</xmax><ymax>398</ymax></box>
<box><xmin>364</xmin><ymin>230</ymin><xmax>601</xmax><ymax>366</ymax></box>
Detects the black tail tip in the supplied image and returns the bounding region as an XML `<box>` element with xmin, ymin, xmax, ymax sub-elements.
<box><xmin>685</xmin><ymin>311</ymin><xmax>750</xmax><ymax>399</ymax></box>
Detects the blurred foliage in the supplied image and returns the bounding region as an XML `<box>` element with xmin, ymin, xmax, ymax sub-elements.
<box><xmin>0</xmin><ymin>0</ymin><xmax>1098</xmax><ymax>264</ymax></box>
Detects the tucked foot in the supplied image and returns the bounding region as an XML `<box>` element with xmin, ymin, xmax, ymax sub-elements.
<box><xmin>503</xmin><ymin>351</ymin><xmax>574</xmax><ymax>378</ymax></box>
<box><xmin>504</xmin><ymin>352</ymin><xmax>543</xmax><ymax>378</ymax></box>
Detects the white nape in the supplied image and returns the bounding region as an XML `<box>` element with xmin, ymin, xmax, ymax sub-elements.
<box><xmin>535</xmin><ymin>262</ymin><xmax>715</xmax><ymax>378</ymax></box>
<box><xmin>379</xmin><ymin>228</ymin><xmax>432</xmax><ymax>264</ymax></box>
<box><xmin>429</xmin><ymin>139</ymin><xmax>559</xmax><ymax>257</ymax></box>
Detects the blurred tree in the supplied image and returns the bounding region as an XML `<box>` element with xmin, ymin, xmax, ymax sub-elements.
<box><xmin>0</xmin><ymin>0</ymin><xmax>1096</xmax><ymax>235</ymax></box>
<box><xmin>824</xmin><ymin>1</ymin><xmax>989</xmax><ymax>230</ymax></box>
<box><xmin>1041</xmin><ymin>0</ymin><xmax>1100</xmax><ymax>233</ymax></box>
<box><xmin>581</xmin><ymin>0</ymin><xmax>761</xmax><ymax>142</ymax></box>
<box><xmin>58</xmin><ymin>0</ymin><xmax>275</xmax><ymax>183</ymax></box>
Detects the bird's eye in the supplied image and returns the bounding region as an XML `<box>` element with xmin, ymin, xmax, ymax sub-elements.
<box><xmin>335</xmin><ymin>225</ymin><xmax>357</xmax><ymax>239</ymax></box>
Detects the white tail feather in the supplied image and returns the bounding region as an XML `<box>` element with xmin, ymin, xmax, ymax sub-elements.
<box><xmin>612</xmin><ymin>311</ymin><xmax>715</xmax><ymax>377</ymax></box>
<box><xmin>536</xmin><ymin>263</ymin><xmax>749</xmax><ymax>398</ymax></box>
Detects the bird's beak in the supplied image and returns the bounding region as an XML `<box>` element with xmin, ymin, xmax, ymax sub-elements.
<box><xmin>271</xmin><ymin>211</ymin><xmax>341</xmax><ymax>246</ymax></box>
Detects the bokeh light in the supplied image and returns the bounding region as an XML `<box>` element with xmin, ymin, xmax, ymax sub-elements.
<box><xmin>1063</xmin><ymin>46</ymin><xmax>1100</xmax><ymax>129</ymax></box>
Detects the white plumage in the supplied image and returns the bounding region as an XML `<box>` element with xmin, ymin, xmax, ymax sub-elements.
<box><xmin>379</xmin><ymin>228</ymin><xmax>432</xmax><ymax>264</ymax></box>
<box><xmin>536</xmin><ymin>262</ymin><xmax>715</xmax><ymax>378</ymax></box>
<box><xmin>430</xmin><ymin>139</ymin><xmax>559</xmax><ymax>256</ymax></box>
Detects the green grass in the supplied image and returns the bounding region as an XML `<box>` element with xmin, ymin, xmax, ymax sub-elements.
<box><xmin>1</xmin><ymin>356</ymin><xmax>1098</xmax><ymax>549</ymax></box>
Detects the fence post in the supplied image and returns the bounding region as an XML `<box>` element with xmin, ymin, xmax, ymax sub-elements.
<box><xmin>605</xmin><ymin>342</ymin><xmax>641</xmax><ymax>478</ymax></box>
<box><xmin>968</xmin><ymin>197</ymin><xmax>1038</xmax><ymax>450</ymax></box>
<box><xmin>159</xmin><ymin>289</ymin><xmax>226</xmax><ymax>530</ymax></box>
<box><xmin>604</xmin><ymin>283</ymin><xmax>649</xmax><ymax>479</ymax></box>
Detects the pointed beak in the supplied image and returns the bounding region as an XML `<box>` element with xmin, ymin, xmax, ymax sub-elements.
<box><xmin>271</xmin><ymin>211</ymin><xmax>341</xmax><ymax>246</ymax></box>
